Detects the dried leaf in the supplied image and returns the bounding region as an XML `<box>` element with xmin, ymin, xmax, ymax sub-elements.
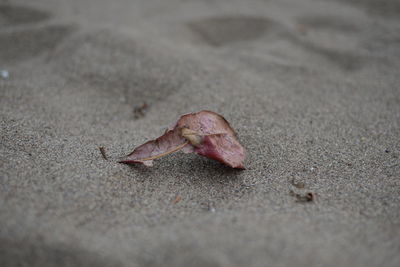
<box><xmin>119</xmin><ymin>110</ymin><xmax>246</xmax><ymax>169</ymax></box>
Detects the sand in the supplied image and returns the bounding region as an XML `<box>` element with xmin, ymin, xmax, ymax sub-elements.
<box><xmin>1</xmin><ymin>0</ymin><xmax>400</xmax><ymax>266</ymax></box>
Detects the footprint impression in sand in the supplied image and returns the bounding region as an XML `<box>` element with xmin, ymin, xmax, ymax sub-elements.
<box><xmin>0</xmin><ymin>4</ymin><xmax>74</xmax><ymax>64</ymax></box>
<box><xmin>188</xmin><ymin>15</ymin><xmax>272</xmax><ymax>47</ymax></box>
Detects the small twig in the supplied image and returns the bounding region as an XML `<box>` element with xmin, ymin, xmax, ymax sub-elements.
<box><xmin>99</xmin><ymin>146</ymin><xmax>108</xmax><ymax>160</ymax></box>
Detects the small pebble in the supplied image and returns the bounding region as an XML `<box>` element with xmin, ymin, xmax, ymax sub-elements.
<box><xmin>208</xmin><ymin>202</ymin><xmax>216</xmax><ymax>213</ymax></box>
<box><xmin>1</xmin><ymin>70</ymin><xmax>9</xmax><ymax>79</ymax></box>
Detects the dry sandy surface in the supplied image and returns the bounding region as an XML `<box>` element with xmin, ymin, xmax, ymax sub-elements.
<box><xmin>1</xmin><ymin>0</ymin><xmax>400</xmax><ymax>266</ymax></box>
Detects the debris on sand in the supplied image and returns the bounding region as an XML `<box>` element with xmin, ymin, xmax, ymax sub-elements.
<box><xmin>99</xmin><ymin>146</ymin><xmax>108</xmax><ymax>160</ymax></box>
<box><xmin>133</xmin><ymin>102</ymin><xmax>149</xmax><ymax>119</ymax></box>
<box><xmin>119</xmin><ymin>110</ymin><xmax>246</xmax><ymax>169</ymax></box>
<box><xmin>290</xmin><ymin>190</ymin><xmax>314</xmax><ymax>203</ymax></box>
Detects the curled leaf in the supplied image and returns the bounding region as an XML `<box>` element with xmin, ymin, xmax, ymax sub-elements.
<box><xmin>119</xmin><ymin>130</ymin><xmax>188</xmax><ymax>166</ymax></box>
<box><xmin>119</xmin><ymin>110</ymin><xmax>246</xmax><ymax>169</ymax></box>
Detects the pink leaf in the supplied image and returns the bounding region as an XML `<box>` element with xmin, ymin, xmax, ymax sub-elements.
<box><xmin>119</xmin><ymin>110</ymin><xmax>246</xmax><ymax>169</ymax></box>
